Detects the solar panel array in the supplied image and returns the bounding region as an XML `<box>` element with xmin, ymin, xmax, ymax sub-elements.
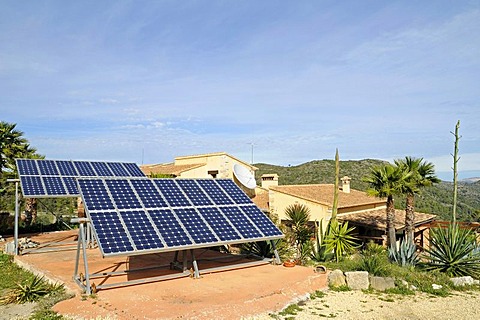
<box><xmin>78</xmin><ymin>178</ymin><xmax>284</xmax><ymax>257</ymax></box>
<box><xmin>16</xmin><ymin>159</ymin><xmax>145</xmax><ymax>198</ymax></box>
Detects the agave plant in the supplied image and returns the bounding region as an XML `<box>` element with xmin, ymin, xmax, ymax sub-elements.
<box><xmin>389</xmin><ymin>239</ymin><xmax>419</xmax><ymax>267</ymax></box>
<box><xmin>324</xmin><ymin>220</ymin><xmax>358</xmax><ymax>262</ymax></box>
<box><xmin>311</xmin><ymin>219</ymin><xmax>331</xmax><ymax>262</ymax></box>
<box><xmin>0</xmin><ymin>275</ymin><xmax>64</xmax><ymax>305</ymax></box>
<box><xmin>422</xmin><ymin>224</ymin><xmax>480</xmax><ymax>278</ymax></box>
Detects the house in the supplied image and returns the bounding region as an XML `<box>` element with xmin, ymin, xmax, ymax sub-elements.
<box><xmin>141</xmin><ymin>152</ymin><xmax>257</xmax><ymax>180</ymax></box>
<box><xmin>254</xmin><ymin>173</ymin><xmax>435</xmax><ymax>247</ymax></box>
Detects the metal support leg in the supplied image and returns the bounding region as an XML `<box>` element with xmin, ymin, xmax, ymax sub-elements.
<box><xmin>190</xmin><ymin>250</ymin><xmax>200</xmax><ymax>279</ymax></box>
<box><xmin>182</xmin><ymin>250</ymin><xmax>187</xmax><ymax>272</ymax></box>
<box><xmin>74</xmin><ymin>223</ymin><xmax>92</xmax><ymax>294</ymax></box>
<box><xmin>14</xmin><ymin>181</ymin><xmax>19</xmax><ymax>255</ymax></box>
<box><xmin>270</xmin><ymin>240</ymin><xmax>281</xmax><ymax>265</ymax></box>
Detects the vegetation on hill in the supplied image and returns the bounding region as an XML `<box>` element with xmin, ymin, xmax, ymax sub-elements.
<box><xmin>254</xmin><ymin>159</ymin><xmax>480</xmax><ymax>222</ymax></box>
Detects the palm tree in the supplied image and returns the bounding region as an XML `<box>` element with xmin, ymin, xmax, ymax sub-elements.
<box><xmin>0</xmin><ymin>121</ymin><xmax>35</xmax><ymax>179</ymax></box>
<box><xmin>395</xmin><ymin>157</ymin><xmax>441</xmax><ymax>244</ymax></box>
<box><xmin>363</xmin><ymin>164</ymin><xmax>411</xmax><ymax>250</ymax></box>
<box><xmin>0</xmin><ymin>121</ymin><xmax>39</xmax><ymax>224</ymax></box>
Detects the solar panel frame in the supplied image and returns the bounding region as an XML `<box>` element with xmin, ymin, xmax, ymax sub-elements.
<box><xmin>78</xmin><ymin>177</ymin><xmax>284</xmax><ymax>258</ymax></box>
<box><xmin>15</xmin><ymin>159</ymin><xmax>146</xmax><ymax>198</ymax></box>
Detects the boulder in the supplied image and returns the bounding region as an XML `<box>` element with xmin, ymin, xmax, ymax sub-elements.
<box><xmin>450</xmin><ymin>276</ymin><xmax>475</xmax><ymax>287</ymax></box>
<box><xmin>369</xmin><ymin>276</ymin><xmax>395</xmax><ymax>291</ymax></box>
<box><xmin>432</xmin><ymin>284</ymin><xmax>443</xmax><ymax>290</ymax></box>
<box><xmin>345</xmin><ymin>271</ymin><xmax>369</xmax><ymax>290</ymax></box>
<box><xmin>328</xmin><ymin>269</ymin><xmax>346</xmax><ymax>288</ymax></box>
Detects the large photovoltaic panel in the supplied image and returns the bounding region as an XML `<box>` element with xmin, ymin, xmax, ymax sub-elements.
<box><xmin>78</xmin><ymin>178</ymin><xmax>284</xmax><ymax>257</ymax></box>
<box><xmin>16</xmin><ymin>158</ymin><xmax>145</xmax><ymax>198</ymax></box>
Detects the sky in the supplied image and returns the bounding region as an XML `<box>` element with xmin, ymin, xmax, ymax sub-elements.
<box><xmin>1</xmin><ymin>1</ymin><xmax>479</xmax><ymax>181</ymax></box>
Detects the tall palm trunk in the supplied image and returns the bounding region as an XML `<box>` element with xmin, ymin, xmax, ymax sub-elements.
<box><xmin>405</xmin><ymin>192</ymin><xmax>415</xmax><ymax>244</ymax></box>
<box><xmin>386</xmin><ymin>195</ymin><xmax>396</xmax><ymax>250</ymax></box>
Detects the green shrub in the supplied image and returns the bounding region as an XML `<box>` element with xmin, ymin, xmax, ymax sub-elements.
<box><xmin>0</xmin><ymin>275</ymin><xmax>64</xmax><ymax>305</ymax></box>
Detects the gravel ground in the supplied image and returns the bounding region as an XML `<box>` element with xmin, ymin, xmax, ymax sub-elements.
<box><xmin>249</xmin><ymin>289</ymin><xmax>480</xmax><ymax>320</ymax></box>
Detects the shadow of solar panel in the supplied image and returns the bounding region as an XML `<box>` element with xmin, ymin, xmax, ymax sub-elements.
<box><xmin>56</xmin><ymin>160</ymin><xmax>78</xmax><ymax>176</ymax></box>
<box><xmin>148</xmin><ymin>209</ymin><xmax>193</xmax><ymax>247</ymax></box>
<box><xmin>17</xmin><ymin>159</ymin><xmax>39</xmax><ymax>176</ymax></box>
<box><xmin>37</xmin><ymin>160</ymin><xmax>60</xmax><ymax>176</ymax></box>
<box><xmin>123</xmin><ymin>163</ymin><xmax>145</xmax><ymax>177</ymax></box>
<box><xmin>62</xmin><ymin>177</ymin><xmax>78</xmax><ymax>194</ymax></box>
<box><xmin>130</xmin><ymin>179</ymin><xmax>168</xmax><ymax>208</ymax></box>
<box><xmin>197</xmin><ymin>207</ymin><xmax>241</xmax><ymax>241</ymax></box>
<box><xmin>105</xmin><ymin>179</ymin><xmax>141</xmax><ymax>209</ymax></box>
<box><xmin>107</xmin><ymin>162</ymin><xmax>129</xmax><ymax>176</ymax></box>
<box><xmin>241</xmin><ymin>205</ymin><xmax>283</xmax><ymax>237</ymax></box>
<box><xmin>90</xmin><ymin>211</ymin><xmax>134</xmax><ymax>255</ymax></box>
<box><xmin>78</xmin><ymin>179</ymin><xmax>115</xmax><ymax>211</ymax></box>
<box><xmin>121</xmin><ymin>210</ymin><xmax>164</xmax><ymax>250</ymax></box>
<box><xmin>20</xmin><ymin>176</ymin><xmax>45</xmax><ymax>196</ymax></box>
<box><xmin>91</xmin><ymin>162</ymin><xmax>114</xmax><ymax>176</ymax></box>
<box><xmin>173</xmin><ymin>208</ymin><xmax>218</xmax><ymax>244</ymax></box>
<box><xmin>176</xmin><ymin>180</ymin><xmax>213</xmax><ymax>206</ymax></box>
<box><xmin>197</xmin><ymin>180</ymin><xmax>233</xmax><ymax>205</ymax></box>
<box><xmin>73</xmin><ymin>161</ymin><xmax>97</xmax><ymax>176</ymax></box>
<box><xmin>154</xmin><ymin>179</ymin><xmax>190</xmax><ymax>207</ymax></box>
<box><xmin>43</xmin><ymin>177</ymin><xmax>66</xmax><ymax>195</ymax></box>
<box><xmin>219</xmin><ymin>207</ymin><xmax>262</xmax><ymax>239</ymax></box>
<box><xmin>217</xmin><ymin>179</ymin><xmax>252</xmax><ymax>204</ymax></box>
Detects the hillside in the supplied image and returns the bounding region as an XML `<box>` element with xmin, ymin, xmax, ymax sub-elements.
<box><xmin>254</xmin><ymin>160</ymin><xmax>480</xmax><ymax>222</ymax></box>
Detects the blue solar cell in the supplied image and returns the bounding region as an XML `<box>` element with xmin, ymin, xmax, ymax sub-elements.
<box><xmin>154</xmin><ymin>180</ymin><xmax>191</xmax><ymax>207</ymax></box>
<box><xmin>198</xmin><ymin>207</ymin><xmax>241</xmax><ymax>241</ymax></box>
<box><xmin>176</xmin><ymin>180</ymin><xmax>213</xmax><ymax>206</ymax></box>
<box><xmin>123</xmin><ymin>163</ymin><xmax>145</xmax><ymax>177</ymax></box>
<box><xmin>241</xmin><ymin>205</ymin><xmax>283</xmax><ymax>237</ymax></box>
<box><xmin>217</xmin><ymin>179</ymin><xmax>252</xmax><ymax>204</ymax></box>
<box><xmin>90</xmin><ymin>211</ymin><xmax>134</xmax><ymax>254</ymax></box>
<box><xmin>20</xmin><ymin>176</ymin><xmax>45</xmax><ymax>196</ymax></box>
<box><xmin>56</xmin><ymin>160</ymin><xmax>78</xmax><ymax>176</ymax></box>
<box><xmin>107</xmin><ymin>162</ymin><xmax>130</xmax><ymax>177</ymax></box>
<box><xmin>197</xmin><ymin>180</ymin><xmax>233</xmax><ymax>205</ymax></box>
<box><xmin>91</xmin><ymin>162</ymin><xmax>114</xmax><ymax>176</ymax></box>
<box><xmin>78</xmin><ymin>179</ymin><xmax>114</xmax><ymax>211</ymax></box>
<box><xmin>73</xmin><ymin>161</ymin><xmax>97</xmax><ymax>176</ymax></box>
<box><xmin>62</xmin><ymin>177</ymin><xmax>78</xmax><ymax>194</ymax></box>
<box><xmin>130</xmin><ymin>179</ymin><xmax>168</xmax><ymax>208</ymax></box>
<box><xmin>149</xmin><ymin>209</ymin><xmax>193</xmax><ymax>247</ymax></box>
<box><xmin>219</xmin><ymin>207</ymin><xmax>262</xmax><ymax>239</ymax></box>
<box><xmin>174</xmin><ymin>208</ymin><xmax>218</xmax><ymax>244</ymax></box>
<box><xmin>37</xmin><ymin>160</ymin><xmax>60</xmax><ymax>176</ymax></box>
<box><xmin>42</xmin><ymin>177</ymin><xmax>66</xmax><ymax>195</ymax></box>
<box><xmin>17</xmin><ymin>159</ymin><xmax>39</xmax><ymax>176</ymax></box>
<box><xmin>105</xmin><ymin>179</ymin><xmax>141</xmax><ymax>209</ymax></box>
<box><xmin>121</xmin><ymin>210</ymin><xmax>164</xmax><ymax>250</ymax></box>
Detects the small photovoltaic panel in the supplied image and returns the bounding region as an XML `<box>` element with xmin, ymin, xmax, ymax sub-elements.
<box><xmin>16</xmin><ymin>159</ymin><xmax>145</xmax><ymax>198</ymax></box>
<box><xmin>78</xmin><ymin>177</ymin><xmax>283</xmax><ymax>257</ymax></box>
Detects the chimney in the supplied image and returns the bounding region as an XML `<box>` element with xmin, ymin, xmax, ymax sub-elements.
<box><xmin>341</xmin><ymin>176</ymin><xmax>351</xmax><ymax>193</ymax></box>
<box><xmin>261</xmin><ymin>174</ymin><xmax>278</xmax><ymax>189</ymax></box>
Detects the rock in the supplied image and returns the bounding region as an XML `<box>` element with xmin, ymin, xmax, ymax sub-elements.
<box><xmin>328</xmin><ymin>269</ymin><xmax>346</xmax><ymax>288</ymax></box>
<box><xmin>451</xmin><ymin>276</ymin><xmax>474</xmax><ymax>287</ymax></box>
<box><xmin>410</xmin><ymin>285</ymin><xmax>417</xmax><ymax>291</ymax></box>
<box><xmin>432</xmin><ymin>284</ymin><xmax>443</xmax><ymax>290</ymax></box>
<box><xmin>474</xmin><ymin>280</ymin><xmax>480</xmax><ymax>285</ymax></box>
<box><xmin>369</xmin><ymin>276</ymin><xmax>395</xmax><ymax>291</ymax></box>
<box><xmin>345</xmin><ymin>271</ymin><xmax>369</xmax><ymax>290</ymax></box>
<box><xmin>400</xmin><ymin>280</ymin><xmax>409</xmax><ymax>287</ymax></box>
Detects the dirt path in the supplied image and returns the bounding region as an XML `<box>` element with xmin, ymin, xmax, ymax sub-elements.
<box><xmin>250</xmin><ymin>289</ymin><xmax>480</xmax><ymax>320</ymax></box>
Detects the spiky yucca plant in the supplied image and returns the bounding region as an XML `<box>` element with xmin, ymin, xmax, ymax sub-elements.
<box><xmin>422</xmin><ymin>224</ymin><xmax>480</xmax><ymax>278</ymax></box>
<box><xmin>324</xmin><ymin>220</ymin><xmax>358</xmax><ymax>262</ymax></box>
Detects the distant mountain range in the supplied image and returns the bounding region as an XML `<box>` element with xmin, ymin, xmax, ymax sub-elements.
<box><xmin>254</xmin><ymin>159</ymin><xmax>480</xmax><ymax>222</ymax></box>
